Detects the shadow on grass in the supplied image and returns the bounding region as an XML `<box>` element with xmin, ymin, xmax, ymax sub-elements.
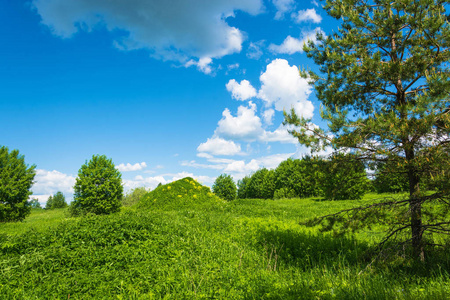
<box><xmin>256</xmin><ymin>224</ymin><xmax>450</xmax><ymax>278</ymax></box>
<box><xmin>255</xmin><ymin>225</ymin><xmax>370</xmax><ymax>270</ymax></box>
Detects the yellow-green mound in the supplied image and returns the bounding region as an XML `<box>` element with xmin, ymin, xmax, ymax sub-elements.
<box><xmin>138</xmin><ymin>177</ymin><xmax>224</xmax><ymax>210</ymax></box>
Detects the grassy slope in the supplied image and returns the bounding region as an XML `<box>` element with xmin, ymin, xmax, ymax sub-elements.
<box><xmin>0</xmin><ymin>184</ymin><xmax>449</xmax><ymax>299</ymax></box>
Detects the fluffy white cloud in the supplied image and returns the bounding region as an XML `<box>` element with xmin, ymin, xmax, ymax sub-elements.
<box><xmin>258</xmin><ymin>59</ymin><xmax>314</xmax><ymax>118</ymax></box>
<box><xmin>262</xmin><ymin>109</ymin><xmax>275</xmax><ymax>125</ymax></box>
<box><xmin>116</xmin><ymin>162</ymin><xmax>147</xmax><ymax>172</ymax></box>
<box><xmin>215</xmin><ymin>102</ymin><xmax>264</xmax><ymax>141</ymax></box>
<box><xmin>223</xmin><ymin>152</ymin><xmax>293</xmax><ymax>176</ymax></box>
<box><xmin>32</xmin><ymin>0</ymin><xmax>264</xmax><ymax>73</ymax></box>
<box><xmin>123</xmin><ymin>175</ymin><xmax>166</xmax><ymax>191</ymax></box>
<box><xmin>226</xmin><ymin>79</ymin><xmax>257</xmax><ymax>101</ymax></box>
<box><xmin>197</xmin><ymin>137</ymin><xmax>242</xmax><ymax>156</ymax></box>
<box><xmin>292</xmin><ymin>8</ymin><xmax>322</xmax><ymax>23</ymax></box>
<box><xmin>272</xmin><ymin>0</ymin><xmax>296</xmax><ymax>19</ymax></box>
<box><xmin>260</xmin><ymin>124</ymin><xmax>298</xmax><ymax>144</ymax></box>
<box><xmin>31</xmin><ymin>169</ymin><xmax>76</xmax><ymax>197</ymax></box>
<box><xmin>269</xmin><ymin>28</ymin><xmax>324</xmax><ymax>55</ymax></box>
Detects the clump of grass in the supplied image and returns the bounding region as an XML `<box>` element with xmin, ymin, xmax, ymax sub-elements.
<box><xmin>138</xmin><ymin>177</ymin><xmax>225</xmax><ymax>210</ymax></box>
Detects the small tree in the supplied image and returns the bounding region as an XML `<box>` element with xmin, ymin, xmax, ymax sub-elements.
<box><xmin>212</xmin><ymin>174</ymin><xmax>237</xmax><ymax>201</ymax></box>
<box><xmin>29</xmin><ymin>198</ymin><xmax>42</xmax><ymax>209</ymax></box>
<box><xmin>122</xmin><ymin>187</ymin><xmax>148</xmax><ymax>206</ymax></box>
<box><xmin>0</xmin><ymin>146</ymin><xmax>36</xmax><ymax>222</ymax></box>
<box><xmin>46</xmin><ymin>191</ymin><xmax>67</xmax><ymax>209</ymax></box>
<box><xmin>71</xmin><ymin>155</ymin><xmax>123</xmax><ymax>215</ymax></box>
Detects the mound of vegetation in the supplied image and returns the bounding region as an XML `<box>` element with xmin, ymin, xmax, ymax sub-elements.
<box><xmin>138</xmin><ymin>177</ymin><xmax>224</xmax><ymax>210</ymax></box>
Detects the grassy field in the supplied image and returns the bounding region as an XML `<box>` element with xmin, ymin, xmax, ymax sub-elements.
<box><xmin>1</xmin><ymin>179</ymin><xmax>449</xmax><ymax>299</ymax></box>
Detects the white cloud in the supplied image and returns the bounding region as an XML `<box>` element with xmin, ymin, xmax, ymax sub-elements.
<box><xmin>292</xmin><ymin>8</ymin><xmax>322</xmax><ymax>23</ymax></box>
<box><xmin>32</xmin><ymin>0</ymin><xmax>264</xmax><ymax>73</ymax></box>
<box><xmin>258</xmin><ymin>59</ymin><xmax>314</xmax><ymax>118</ymax></box>
<box><xmin>32</xmin><ymin>169</ymin><xmax>76</xmax><ymax>196</ymax></box>
<box><xmin>226</xmin><ymin>79</ymin><xmax>257</xmax><ymax>101</ymax></box>
<box><xmin>272</xmin><ymin>0</ymin><xmax>296</xmax><ymax>19</ymax></box>
<box><xmin>215</xmin><ymin>102</ymin><xmax>264</xmax><ymax>141</ymax></box>
<box><xmin>260</xmin><ymin>124</ymin><xmax>298</xmax><ymax>144</ymax></box>
<box><xmin>116</xmin><ymin>162</ymin><xmax>147</xmax><ymax>172</ymax></box>
<box><xmin>247</xmin><ymin>41</ymin><xmax>264</xmax><ymax>59</ymax></box>
<box><xmin>262</xmin><ymin>109</ymin><xmax>275</xmax><ymax>125</ymax></box>
<box><xmin>197</xmin><ymin>137</ymin><xmax>243</xmax><ymax>156</ymax></box>
<box><xmin>123</xmin><ymin>175</ymin><xmax>167</xmax><ymax>191</ymax></box>
<box><xmin>223</xmin><ymin>152</ymin><xmax>293</xmax><ymax>177</ymax></box>
<box><xmin>269</xmin><ymin>28</ymin><xmax>324</xmax><ymax>55</ymax></box>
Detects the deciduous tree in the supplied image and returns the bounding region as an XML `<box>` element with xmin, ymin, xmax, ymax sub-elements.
<box><xmin>0</xmin><ymin>146</ymin><xmax>36</xmax><ymax>222</ymax></box>
<box><xmin>71</xmin><ymin>155</ymin><xmax>123</xmax><ymax>215</ymax></box>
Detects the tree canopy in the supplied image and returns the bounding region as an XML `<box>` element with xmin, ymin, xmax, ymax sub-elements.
<box><xmin>71</xmin><ymin>155</ymin><xmax>123</xmax><ymax>215</ymax></box>
<box><xmin>284</xmin><ymin>0</ymin><xmax>450</xmax><ymax>260</ymax></box>
<box><xmin>0</xmin><ymin>146</ymin><xmax>36</xmax><ymax>222</ymax></box>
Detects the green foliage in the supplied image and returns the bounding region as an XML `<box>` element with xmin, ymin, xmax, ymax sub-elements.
<box><xmin>138</xmin><ymin>177</ymin><xmax>224</xmax><ymax>210</ymax></box>
<box><xmin>246</xmin><ymin>168</ymin><xmax>269</xmax><ymax>199</ymax></box>
<box><xmin>45</xmin><ymin>191</ymin><xmax>67</xmax><ymax>209</ymax></box>
<box><xmin>70</xmin><ymin>155</ymin><xmax>123</xmax><ymax>216</ymax></box>
<box><xmin>2</xmin><ymin>194</ymin><xmax>450</xmax><ymax>298</ymax></box>
<box><xmin>212</xmin><ymin>174</ymin><xmax>237</xmax><ymax>201</ymax></box>
<box><xmin>319</xmin><ymin>153</ymin><xmax>370</xmax><ymax>200</ymax></box>
<box><xmin>28</xmin><ymin>199</ymin><xmax>42</xmax><ymax>209</ymax></box>
<box><xmin>237</xmin><ymin>176</ymin><xmax>251</xmax><ymax>199</ymax></box>
<box><xmin>273</xmin><ymin>187</ymin><xmax>297</xmax><ymax>200</ymax></box>
<box><xmin>284</xmin><ymin>0</ymin><xmax>450</xmax><ymax>258</ymax></box>
<box><xmin>122</xmin><ymin>187</ymin><xmax>148</xmax><ymax>207</ymax></box>
<box><xmin>0</xmin><ymin>146</ymin><xmax>35</xmax><ymax>222</ymax></box>
<box><xmin>373</xmin><ymin>159</ymin><xmax>409</xmax><ymax>194</ymax></box>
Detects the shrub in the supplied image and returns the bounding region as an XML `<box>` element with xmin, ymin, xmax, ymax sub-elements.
<box><xmin>70</xmin><ymin>155</ymin><xmax>123</xmax><ymax>216</ymax></box>
<box><xmin>0</xmin><ymin>146</ymin><xmax>35</xmax><ymax>222</ymax></box>
<box><xmin>45</xmin><ymin>191</ymin><xmax>67</xmax><ymax>209</ymax></box>
<box><xmin>122</xmin><ymin>187</ymin><xmax>149</xmax><ymax>206</ymax></box>
<box><xmin>319</xmin><ymin>153</ymin><xmax>369</xmax><ymax>200</ymax></box>
<box><xmin>273</xmin><ymin>187</ymin><xmax>297</xmax><ymax>200</ymax></box>
<box><xmin>212</xmin><ymin>174</ymin><xmax>237</xmax><ymax>201</ymax></box>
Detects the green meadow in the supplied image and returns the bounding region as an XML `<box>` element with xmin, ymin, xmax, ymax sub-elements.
<box><xmin>1</xmin><ymin>178</ymin><xmax>450</xmax><ymax>299</ymax></box>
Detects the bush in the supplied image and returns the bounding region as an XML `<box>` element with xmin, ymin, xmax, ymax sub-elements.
<box><xmin>373</xmin><ymin>159</ymin><xmax>409</xmax><ymax>194</ymax></box>
<box><xmin>45</xmin><ymin>191</ymin><xmax>67</xmax><ymax>209</ymax></box>
<box><xmin>122</xmin><ymin>187</ymin><xmax>148</xmax><ymax>207</ymax></box>
<box><xmin>212</xmin><ymin>174</ymin><xmax>237</xmax><ymax>201</ymax></box>
<box><xmin>0</xmin><ymin>146</ymin><xmax>36</xmax><ymax>222</ymax></box>
<box><xmin>70</xmin><ymin>155</ymin><xmax>123</xmax><ymax>216</ymax></box>
<box><xmin>273</xmin><ymin>187</ymin><xmax>297</xmax><ymax>200</ymax></box>
<box><xmin>319</xmin><ymin>153</ymin><xmax>369</xmax><ymax>200</ymax></box>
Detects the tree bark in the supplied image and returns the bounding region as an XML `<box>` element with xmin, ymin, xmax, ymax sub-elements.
<box><xmin>405</xmin><ymin>146</ymin><xmax>425</xmax><ymax>261</ymax></box>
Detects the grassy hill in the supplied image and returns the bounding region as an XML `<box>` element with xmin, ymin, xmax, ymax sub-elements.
<box><xmin>1</xmin><ymin>180</ymin><xmax>450</xmax><ymax>299</ymax></box>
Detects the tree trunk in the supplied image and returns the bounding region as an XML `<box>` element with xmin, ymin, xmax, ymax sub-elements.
<box><xmin>406</xmin><ymin>147</ymin><xmax>425</xmax><ymax>261</ymax></box>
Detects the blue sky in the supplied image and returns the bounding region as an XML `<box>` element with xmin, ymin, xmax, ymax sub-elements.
<box><xmin>1</xmin><ymin>0</ymin><xmax>339</xmax><ymax>204</ymax></box>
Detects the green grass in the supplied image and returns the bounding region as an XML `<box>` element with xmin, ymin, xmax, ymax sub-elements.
<box><xmin>1</xmin><ymin>185</ymin><xmax>449</xmax><ymax>299</ymax></box>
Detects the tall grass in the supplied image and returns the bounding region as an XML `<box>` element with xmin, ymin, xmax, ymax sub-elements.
<box><xmin>1</xmin><ymin>187</ymin><xmax>449</xmax><ymax>299</ymax></box>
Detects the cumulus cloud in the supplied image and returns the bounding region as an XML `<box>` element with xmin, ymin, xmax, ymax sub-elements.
<box><xmin>292</xmin><ymin>8</ymin><xmax>322</xmax><ymax>23</ymax></box>
<box><xmin>272</xmin><ymin>0</ymin><xmax>296</xmax><ymax>19</ymax></box>
<box><xmin>31</xmin><ymin>169</ymin><xmax>76</xmax><ymax>198</ymax></box>
<box><xmin>223</xmin><ymin>152</ymin><xmax>293</xmax><ymax>176</ymax></box>
<box><xmin>32</xmin><ymin>0</ymin><xmax>264</xmax><ymax>73</ymax></box>
<box><xmin>197</xmin><ymin>137</ymin><xmax>243</xmax><ymax>156</ymax></box>
<box><xmin>258</xmin><ymin>59</ymin><xmax>314</xmax><ymax>118</ymax></box>
<box><xmin>215</xmin><ymin>102</ymin><xmax>264</xmax><ymax>141</ymax></box>
<box><xmin>260</xmin><ymin>124</ymin><xmax>298</xmax><ymax>144</ymax></box>
<box><xmin>269</xmin><ymin>28</ymin><xmax>324</xmax><ymax>55</ymax></box>
<box><xmin>262</xmin><ymin>109</ymin><xmax>275</xmax><ymax>125</ymax></box>
<box><xmin>226</xmin><ymin>79</ymin><xmax>257</xmax><ymax>101</ymax></box>
<box><xmin>116</xmin><ymin>162</ymin><xmax>147</xmax><ymax>172</ymax></box>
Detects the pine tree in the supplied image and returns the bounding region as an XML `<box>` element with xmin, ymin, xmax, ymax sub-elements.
<box><xmin>284</xmin><ymin>0</ymin><xmax>450</xmax><ymax>260</ymax></box>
